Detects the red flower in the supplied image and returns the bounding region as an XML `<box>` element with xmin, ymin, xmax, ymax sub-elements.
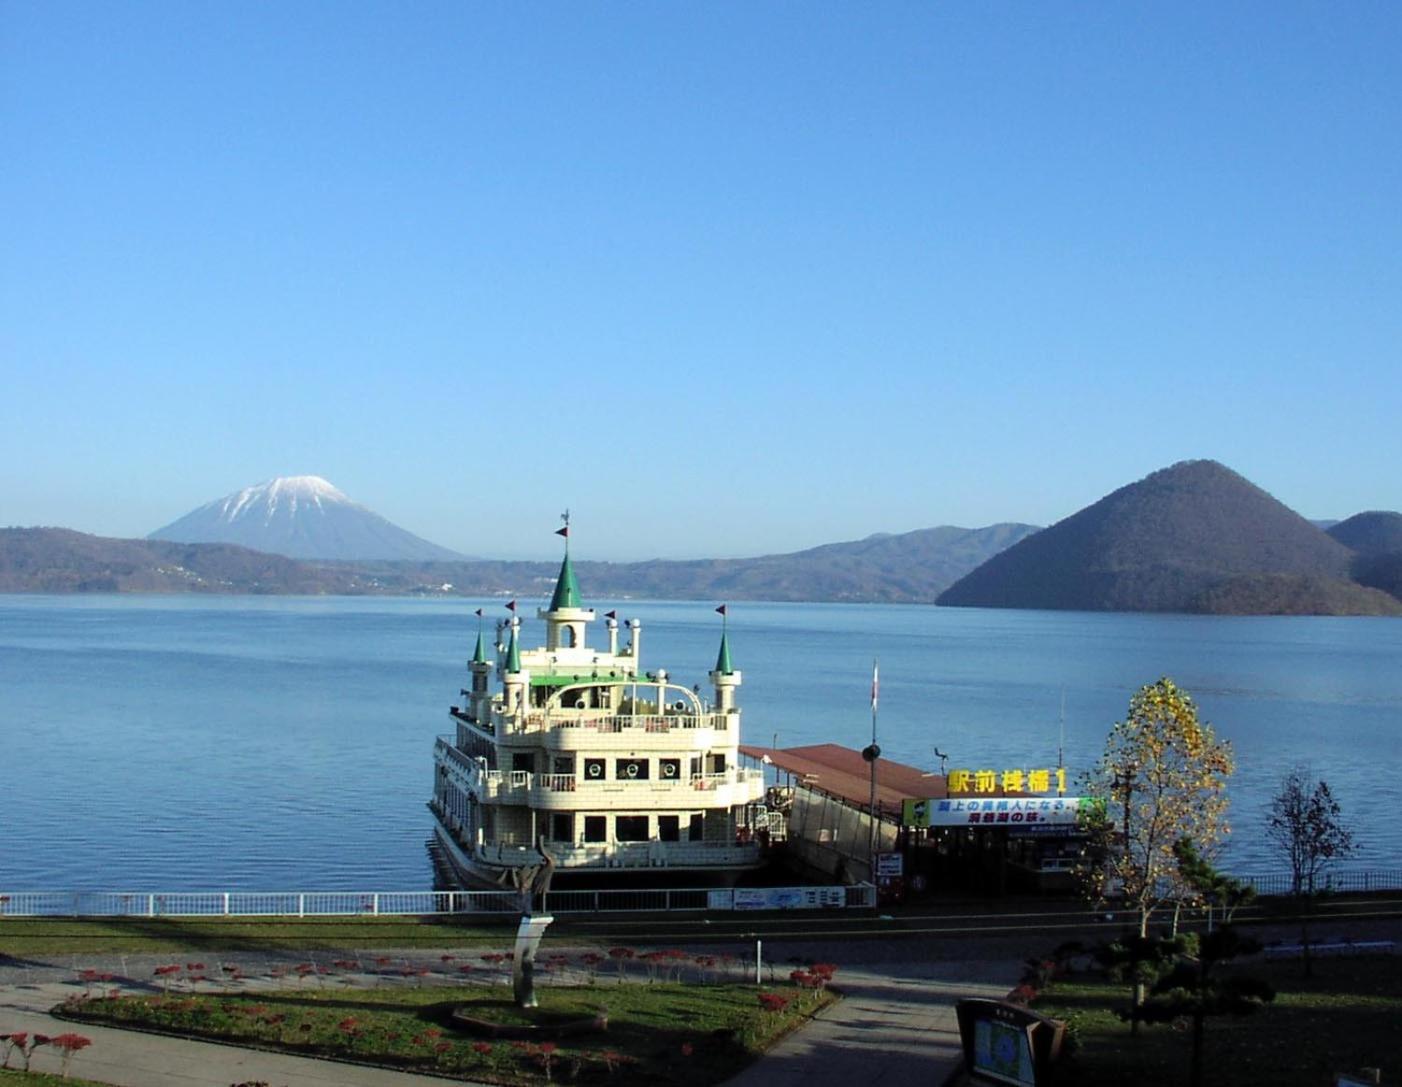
<box><xmin>681</xmin><ymin>1042</ymin><xmax>694</xmax><ymax>1057</ymax></box>
<box><xmin>472</xmin><ymin>1041</ymin><xmax>493</xmax><ymax>1054</ymax></box>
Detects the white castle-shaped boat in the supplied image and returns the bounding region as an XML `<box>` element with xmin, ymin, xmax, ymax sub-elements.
<box><xmin>430</xmin><ymin>544</ymin><xmax>769</xmax><ymax>888</ymax></box>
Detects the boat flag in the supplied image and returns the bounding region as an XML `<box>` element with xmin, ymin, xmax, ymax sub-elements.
<box><xmin>555</xmin><ymin>526</ymin><xmax>569</xmax><ymax>538</ymax></box>
<box><xmin>474</xmin><ymin>608</ymin><xmax>483</xmax><ymax>618</ymax></box>
<box><xmin>605</xmin><ymin>610</ymin><xmax>617</xmax><ymax>620</ymax></box>
<box><xmin>716</xmin><ymin>604</ymin><xmax>727</xmax><ymax>617</ymax></box>
<box><xmin>506</xmin><ymin>600</ymin><xmax>517</xmax><ymax>613</ymax></box>
<box><xmin>871</xmin><ymin>660</ymin><xmax>879</xmax><ymax>713</ymax></box>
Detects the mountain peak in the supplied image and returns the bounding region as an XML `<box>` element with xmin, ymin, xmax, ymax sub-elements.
<box><xmin>219</xmin><ymin>476</ymin><xmax>353</xmax><ymax>522</ymax></box>
<box><xmin>937</xmin><ymin>461</ymin><xmax>1357</xmax><ymax>613</ymax></box>
<box><xmin>150</xmin><ymin>477</ymin><xmax>464</xmax><ymax>561</ymax></box>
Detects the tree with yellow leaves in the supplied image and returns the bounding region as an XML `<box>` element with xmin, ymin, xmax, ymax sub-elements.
<box><xmin>1081</xmin><ymin>679</ymin><xmax>1234</xmax><ymax>1026</ymax></box>
<box><xmin>1084</xmin><ymin>678</ymin><xmax>1234</xmax><ymax>937</ymax></box>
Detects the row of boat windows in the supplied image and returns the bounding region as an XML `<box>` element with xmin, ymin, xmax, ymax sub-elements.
<box><xmin>548</xmin><ymin>812</ymin><xmax>706</xmax><ymax>843</ymax></box>
<box><xmin>509</xmin><ymin>753</ymin><xmax>728</xmax><ymax>781</ymax></box>
<box><xmin>433</xmin><ymin>778</ymin><xmax>717</xmax><ymax>843</ymax></box>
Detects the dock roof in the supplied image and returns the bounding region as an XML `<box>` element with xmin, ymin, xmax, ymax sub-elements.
<box><xmin>738</xmin><ymin>742</ymin><xmax>947</xmax><ymax>813</ymax></box>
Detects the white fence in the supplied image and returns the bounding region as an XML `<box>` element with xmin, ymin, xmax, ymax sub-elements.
<box><xmin>0</xmin><ymin>883</ymin><xmax>875</xmax><ymax>919</ymax></box>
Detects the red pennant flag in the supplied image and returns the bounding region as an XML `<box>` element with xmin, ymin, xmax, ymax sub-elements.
<box><xmin>555</xmin><ymin>526</ymin><xmax>569</xmax><ymax>538</ymax></box>
<box><xmin>505</xmin><ymin>600</ymin><xmax>517</xmax><ymax>613</ymax></box>
<box><xmin>716</xmin><ymin>604</ymin><xmax>727</xmax><ymax>617</ymax></box>
<box><xmin>605</xmin><ymin>610</ymin><xmax>617</xmax><ymax>620</ymax></box>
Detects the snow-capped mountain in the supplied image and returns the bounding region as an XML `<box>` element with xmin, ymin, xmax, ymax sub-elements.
<box><xmin>148</xmin><ymin>476</ymin><xmax>465</xmax><ymax>561</ymax></box>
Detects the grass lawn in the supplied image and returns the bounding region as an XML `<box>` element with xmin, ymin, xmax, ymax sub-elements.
<box><xmin>0</xmin><ymin>915</ymin><xmax>521</xmax><ymax>955</ymax></box>
<box><xmin>1</xmin><ymin>1072</ymin><xmax>113</xmax><ymax>1087</ymax></box>
<box><xmin>1033</xmin><ymin>954</ymin><xmax>1402</xmax><ymax>1087</ymax></box>
<box><xmin>58</xmin><ymin>980</ymin><xmax>834</xmax><ymax>1085</ymax></box>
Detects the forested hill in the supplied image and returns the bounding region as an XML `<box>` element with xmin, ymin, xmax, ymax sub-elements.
<box><xmin>1327</xmin><ymin>511</ymin><xmax>1402</xmax><ymax>555</ymax></box>
<box><xmin>937</xmin><ymin>461</ymin><xmax>1402</xmax><ymax>616</ymax></box>
<box><xmin>0</xmin><ymin>528</ymin><xmax>364</xmax><ymax>594</ymax></box>
<box><xmin>0</xmin><ymin>522</ymin><xmax>1039</xmax><ymax>603</ymax></box>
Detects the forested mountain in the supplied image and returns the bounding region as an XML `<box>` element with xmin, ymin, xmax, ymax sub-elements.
<box><xmin>1327</xmin><ymin>511</ymin><xmax>1402</xmax><ymax>556</ymax></box>
<box><xmin>1</xmin><ymin>522</ymin><xmax>1038</xmax><ymax>603</ymax></box>
<box><xmin>937</xmin><ymin>461</ymin><xmax>1400</xmax><ymax>615</ymax></box>
<box><xmin>0</xmin><ymin>528</ymin><xmax>363</xmax><ymax>594</ymax></box>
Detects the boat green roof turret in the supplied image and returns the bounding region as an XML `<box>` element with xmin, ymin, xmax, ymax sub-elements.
<box><xmin>505</xmin><ymin>624</ymin><xmax>521</xmax><ymax>673</ymax></box>
<box><xmin>471</xmin><ymin>630</ymin><xmax>489</xmax><ymax>665</ymax></box>
<box><xmin>715</xmin><ymin>629</ymin><xmax>734</xmax><ymax>675</ymax></box>
<box><xmin>549</xmin><ymin>552</ymin><xmax>582</xmax><ymax>611</ymax></box>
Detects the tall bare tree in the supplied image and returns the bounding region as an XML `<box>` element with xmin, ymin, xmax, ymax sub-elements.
<box><xmin>1266</xmin><ymin>768</ymin><xmax>1357</xmax><ymax>977</ymax></box>
<box><xmin>1266</xmin><ymin>768</ymin><xmax>1357</xmax><ymax>897</ymax></box>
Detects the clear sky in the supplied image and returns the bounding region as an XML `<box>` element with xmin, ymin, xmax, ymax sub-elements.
<box><xmin>3</xmin><ymin>3</ymin><xmax>1400</xmax><ymax>560</ymax></box>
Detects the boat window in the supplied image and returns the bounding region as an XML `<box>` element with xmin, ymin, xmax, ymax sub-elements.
<box><xmin>658</xmin><ymin>815</ymin><xmax>680</xmax><ymax>842</ymax></box>
<box><xmin>512</xmin><ymin>752</ymin><xmax>535</xmax><ymax>774</ymax></box>
<box><xmin>584</xmin><ymin>816</ymin><xmax>607</xmax><ymax>842</ymax></box>
<box><xmin>616</xmin><ymin>757</ymin><xmax>649</xmax><ymax>780</ymax></box>
<box><xmin>659</xmin><ymin>758</ymin><xmax>681</xmax><ymax>782</ymax></box>
<box><xmin>584</xmin><ymin>758</ymin><xmax>606</xmax><ymax>781</ymax></box>
<box><xmin>616</xmin><ymin>815</ymin><xmax>649</xmax><ymax>842</ymax></box>
<box><xmin>688</xmin><ymin>813</ymin><xmax>704</xmax><ymax>841</ymax></box>
<box><xmin>550</xmin><ymin>813</ymin><xmax>573</xmax><ymax>842</ymax></box>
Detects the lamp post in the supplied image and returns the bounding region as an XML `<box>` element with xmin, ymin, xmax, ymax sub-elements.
<box><xmin>864</xmin><ymin>659</ymin><xmax>880</xmax><ymax>879</ymax></box>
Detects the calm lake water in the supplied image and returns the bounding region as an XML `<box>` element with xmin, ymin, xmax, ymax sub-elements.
<box><xmin>3</xmin><ymin>594</ymin><xmax>1399</xmax><ymax>889</ymax></box>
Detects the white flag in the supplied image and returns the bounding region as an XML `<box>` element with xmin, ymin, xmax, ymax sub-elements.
<box><xmin>871</xmin><ymin>660</ymin><xmax>879</xmax><ymax>713</ymax></box>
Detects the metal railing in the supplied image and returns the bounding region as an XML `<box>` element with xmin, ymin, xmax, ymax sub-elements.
<box><xmin>513</xmin><ymin>711</ymin><xmax>731</xmax><ymax>734</ymax></box>
<box><xmin>435</xmin><ymin>739</ymin><xmax>764</xmax><ymax>799</ymax></box>
<box><xmin>0</xmin><ymin>882</ymin><xmax>874</xmax><ymax>918</ymax></box>
<box><xmin>1237</xmin><ymin>868</ymin><xmax>1402</xmax><ymax>896</ymax></box>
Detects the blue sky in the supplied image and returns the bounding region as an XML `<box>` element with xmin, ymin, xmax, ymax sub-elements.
<box><xmin>3</xmin><ymin>3</ymin><xmax>1400</xmax><ymax>560</ymax></box>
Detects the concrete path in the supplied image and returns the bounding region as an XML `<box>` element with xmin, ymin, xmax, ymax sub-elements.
<box><xmin>0</xmin><ymin>946</ymin><xmax>1018</xmax><ymax>1086</ymax></box>
<box><xmin>721</xmin><ymin>959</ymin><xmax>1015</xmax><ymax>1087</ymax></box>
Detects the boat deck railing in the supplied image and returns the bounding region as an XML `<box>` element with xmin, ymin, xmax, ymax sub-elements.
<box><xmin>435</xmin><ymin>739</ymin><xmax>764</xmax><ymax>800</ymax></box>
<box><xmin>506</xmin><ymin>711</ymin><xmax>731</xmax><ymax>735</ymax></box>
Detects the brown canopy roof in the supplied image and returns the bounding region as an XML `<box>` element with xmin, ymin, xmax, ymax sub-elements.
<box><xmin>738</xmin><ymin>742</ymin><xmax>947</xmax><ymax>813</ymax></box>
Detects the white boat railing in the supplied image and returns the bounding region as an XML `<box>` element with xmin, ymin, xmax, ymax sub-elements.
<box><xmin>506</xmin><ymin>711</ymin><xmax>731</xmax><ymax>735</ymax></box>
<box><xmin>435</xmin><ymin>739</ymin><xmax>764</xmax><ymax>799</ymax></box>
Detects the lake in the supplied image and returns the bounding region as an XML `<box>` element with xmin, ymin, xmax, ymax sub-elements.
<box><xmin>2</xmin><ymin>594</ymin><xmax>1399</xmax><ymax>890</ymax></box>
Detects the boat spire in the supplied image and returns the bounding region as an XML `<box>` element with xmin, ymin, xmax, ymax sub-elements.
<box><xmin>714</xmin><ymin>603</ymin><xmax>733</xmax><ymax>674</ymax></box>
<box><xmin>549</xmin><ymin>510</ymin><xmax>582</xmax><ymax>611</ymax></box>
<box><xmin>505</xmin><ymin>623</ymin><xmax>521</xmax><ymax>673</ymax></box>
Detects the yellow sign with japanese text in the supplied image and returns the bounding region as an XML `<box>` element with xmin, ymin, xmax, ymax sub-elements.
<box><xmin>946</xmin><ymin>767</ymin><xmax>1067</xmax><ymax>796</ymax></box>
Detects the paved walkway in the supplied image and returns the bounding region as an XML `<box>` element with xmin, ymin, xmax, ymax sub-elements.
<box><xmin>0</xmin><ymin>946</ymin><xmax>1018</xmax><ymax>1086</ymax></box>
<box><xmin>721</xmin><ymin>958</ymin><xmax>1014</xmax><ymax>1087</ymax></box>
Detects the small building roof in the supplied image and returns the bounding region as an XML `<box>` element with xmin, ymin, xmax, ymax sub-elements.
<box><xmin>738</xmin><ymin>742</ymin><xmax>948</xmax><ymax>813</ymax></box>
